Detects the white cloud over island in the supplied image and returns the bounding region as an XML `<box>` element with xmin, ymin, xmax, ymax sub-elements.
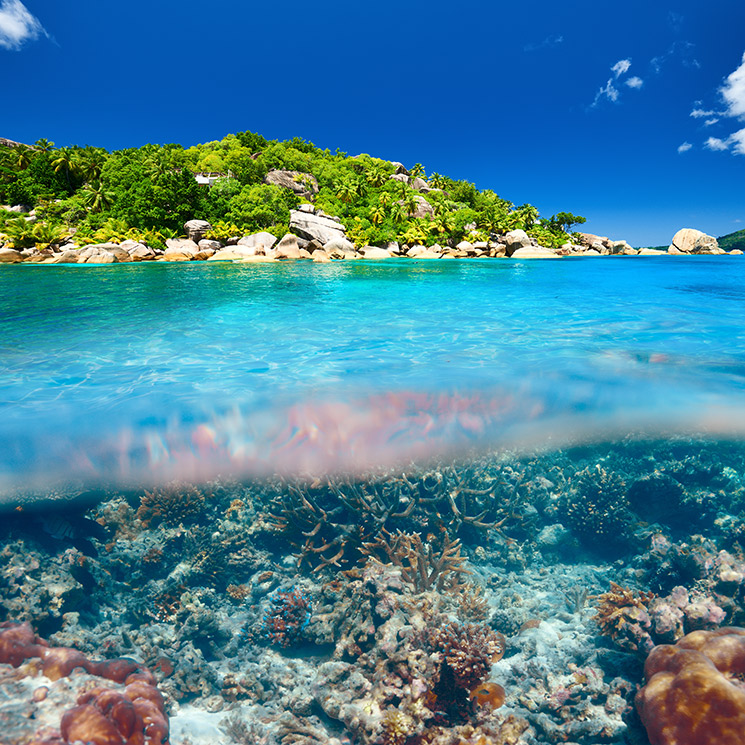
<box><xmin>0</xmin><ymin>0</ymin><xmax>46</xmax><ymax>50</ymax></box>
<box><xmin>696</xmin><ymin>51</ymin><xmax>745</xmax><ymax>156</ymax></box>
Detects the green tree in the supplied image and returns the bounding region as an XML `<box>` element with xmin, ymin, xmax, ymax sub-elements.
<box><xmin>82</xmin><ymin>180</ymin><xmax>115</xmax><ymax>213</ymax></box>
<box><xmin>546</xmin><ymin>212</ymin><xmax>586</xmax><ymax>233</ymax></box>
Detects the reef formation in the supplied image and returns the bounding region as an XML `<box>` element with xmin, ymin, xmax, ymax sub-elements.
<box><xmin>3</xmin><ymin>436</ymin><xmax>745</xmax><ymax>744</ymax></box>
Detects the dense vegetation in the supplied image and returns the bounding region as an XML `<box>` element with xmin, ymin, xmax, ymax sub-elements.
<box><xmin>718</xmin><ymin>228</ymin><xmax>745</xmax><ymax>252</ymax></box>
<box><xmin>0</xmin><ymin>133</ymin><xmax>585</xmax><ymax>251</ymax></box>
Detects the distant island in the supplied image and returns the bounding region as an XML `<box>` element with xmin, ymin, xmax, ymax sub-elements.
<box><xmin>0</xmin><ymin>133</ymin><xmax>738</xmax><ymax>263</ymax></box>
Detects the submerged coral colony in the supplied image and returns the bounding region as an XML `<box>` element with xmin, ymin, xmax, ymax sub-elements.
<box><xmin>4</xmin><ymin>439</ymin><xmax>745</xmax><ymax>744</ymax></box>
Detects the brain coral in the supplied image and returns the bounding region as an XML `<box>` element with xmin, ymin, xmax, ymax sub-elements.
<box><xmin>636</xmin><ymin>627</ymin><xmax>745</xmax><ymax>745</ymax></box>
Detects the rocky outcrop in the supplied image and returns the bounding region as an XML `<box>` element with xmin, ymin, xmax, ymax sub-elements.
<box><xmin>323</xmin><ymin>237</ymin><xmax>356</xmax><ymax>259</ymax></box>
<box><xmin>503</xmin><ymin>230</ymin><xmax>532</xmax><ymax>257</ymax></box>
<box><xmin>237</xmin><ymin>231</ymin><xmax>278</xmax><ymax>251</ymax></box>
<box><xmin>290</xmin><ymin>209</ymin><xmax>346</xmax><ymax>244</ymax></box>
<box><xmin>275</xmin><ymin>234</ymin><xmax>301</xmax><ymax>260</ymax></box>
<box><xmin>511</xmin><ymin>246</ymin><xmax>559</xmax><ymax>259</ymax></box>
<box><xmin>164</xmin><ymin>238</ymin><xmax>199</xmax><ymax>261</ymax></box>
<box><xmin>669</xmin><ymin>228</ymin><xmax>723</xmax><ymax>255</ymax></box>
<box><xmin>184</xmin><ymin>219</ymin><xmax>212</xmax><ymax>243</ymax></box>
<box><xmin>264</xmin><ymin>170</ymin><xmax>319</xmax><ymax>200</ymax></box>
<box><xmin>0</xmin><ymin>247</ymin><xmax>22</xmax><ymax>263</ymax></box>
<box><xmin>360</xmin><ymin>246</ymin><xmax>392</xmax><ymax>259</ymax></box>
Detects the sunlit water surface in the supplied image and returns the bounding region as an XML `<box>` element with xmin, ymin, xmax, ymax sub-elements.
<box><xmin>2</xmin><ymin>257</ymin><xmax>745</xmax><ymax>501</ymax></box>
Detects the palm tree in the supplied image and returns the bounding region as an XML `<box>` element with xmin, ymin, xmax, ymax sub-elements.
<box><xmin>334</xmin><ymin>176</ymin><xmax>363</xmax><ymax>204</ymax></box>
<box><xmin>390</xmin><ymin>202</ymin><xmax>406</xmax><ymax>225</ymax></box>
<box><xmin>402</xmin><ymin>191</ymin><xmax>420</xmax><ymax>218</ymax></box>
<box><xmin>370</xmin><ymin>204</ymin><xmax>386</xmax><ymax>226</ymax></box>
<box><xmin>76</xmin><ymin>147</ymin><xmax>107</xmax><ymax>183</ymax></box>
<box><xmin>52</xmin><ymin>148</ymin><xmax>79</xmax><ymax>190</ymax></box>
<box><xmin>514</xmin><ymin>204</ymin><xmax>539</xmax><ymax>230</ymax></box>
<box><xmin>428</xmin><ymin>173</ymin><xmax>449</xmax><ymax>190</ymax></box>
<box><xmin>410</xmin><ymin>163</ymin><xmax>425</xmax><ymax>180</ymax></box>
<box><xmin>82</xmin><ymin>181</ymin><xmax>115</xmax><ymax>213</ymax></box>
<box><xmin>12</xmin><ymin>145</ymin><xmax>33</xmax><ymax>170</ymax></box>
<box><xmin>431</xmin><ymin>212</ymin><xmax>455</xmax><ymax>236</ymax></box>
<box><xmin>34</xmin><ymin>138</ymin><xmax>55</xmax><ymax>152</ymax></box>
<box><xmin>365</xmin><ymin>160</ymin><xmax>390</xmax><ymax>187</ymax></box>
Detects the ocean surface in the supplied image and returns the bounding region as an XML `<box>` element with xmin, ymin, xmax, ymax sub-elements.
<box><xmin>2</xmin><ymin>256</ymin><xmax>745</xmax><ymax>501</ymax></box>
<box><xmin>4</xmin><ymin>256</ymin><xmax>745</xmax><ymax>745</ymax></box>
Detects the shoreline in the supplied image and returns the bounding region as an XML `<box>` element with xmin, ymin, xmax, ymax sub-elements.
<box><xmin>0</xmin><ymin>225</ymin><xmax>741</xmax><ymax>266</ymax></box>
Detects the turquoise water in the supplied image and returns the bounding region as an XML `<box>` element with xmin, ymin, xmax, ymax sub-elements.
<box><xmin>2</xmin><ymin>257</ymin><xmax>745</xmax><ymax>499</ymax></box>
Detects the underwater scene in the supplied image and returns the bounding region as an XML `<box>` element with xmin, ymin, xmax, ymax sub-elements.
<box><xmin>3</xmin><ymin>257</ymin><xmax>745</xmax><ymax>745</ymax></box>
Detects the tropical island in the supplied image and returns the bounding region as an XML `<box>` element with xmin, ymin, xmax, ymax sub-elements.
<box><xmin>0</xmin><ymin>132</ymin><xmax>738</xmax><ymax>263</ymax></box>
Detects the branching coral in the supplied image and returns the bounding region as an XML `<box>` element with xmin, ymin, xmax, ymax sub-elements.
<box><xmin>592</xmin><ymin>581</ymin><xmax>655</xmax><ymax>639</ymax></box>
<box><xmin>360</xmin><ymin>529</ymin><xmax>469</xmax><ymax>593</ymax></box>
<box><xmin>136</xmin><ymin>482</ymin><xmax>208</xmax><ymax>528</ymax></box>
<box><xmin>261</xmin><ymin>460</ymin><xmax>521</xmax><ymax>573</ymax></box>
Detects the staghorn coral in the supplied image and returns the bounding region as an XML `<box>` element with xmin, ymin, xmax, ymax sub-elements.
<box><xmin>360</xmin><ymin>529</ymin><xmax>469</xmax><ymax>593</ymax></box>
<box><xmin>636</xmin><ymin>627</ymin><xmax>745</xmax><ymax>745</ymax></box>
<box><xmin>261</xmin><ymin>460</ymin><xmax>522</xmax><ymax>573</ymax></box>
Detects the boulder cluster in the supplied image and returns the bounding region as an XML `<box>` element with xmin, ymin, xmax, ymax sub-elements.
<box><xmin>0</xmin><ymin>209</ymin><xmax>739</xmax><ymax>265</ymax></box>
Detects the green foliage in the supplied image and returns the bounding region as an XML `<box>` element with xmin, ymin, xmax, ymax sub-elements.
<box><xmin>0</xmin><ymin>129</ymin><xmax>585</xmax><ymax>252</ymax></box>
<box><xmin>226</xmin><ymin>183</ymin><xmax>297</xmax><ymax>232</ymax></box>
<box><xmin>0</xmin><ymin>217</ymin><xmax>36</xmax><ymax>248</ymax></box>
<box><xmin>718</xmin><ymin>228</ymin><xmax>745</xmax><ymax>252</ymax></box>
<box><xmin>205</xmin><ymin>220</ymin><xmax>243</xmax><ymax>242</ymax></box>
<box><xmin>545</xmin><ymin>212</ymin><xmax>586</xmax><ymax>233</ymax></box>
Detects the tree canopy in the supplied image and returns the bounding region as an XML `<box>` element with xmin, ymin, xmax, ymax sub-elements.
<box><xmin>0</xmin><ymin>131</ymin><xmax>584</xmax><ymax>250</ymax></box>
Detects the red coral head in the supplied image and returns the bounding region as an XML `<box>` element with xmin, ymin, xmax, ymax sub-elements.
<box><xmin>0</xmin><ymin>621</ymin><xmax>47</xmax><ymax>667</ymax></box>
<box><xmin>41</xmin><ymin>647</ymin><xmax>89</xmax><ymax>681</ymax></box>
<box><xmin>61</xmin><ymin>703</ymin><xmax>126</xmax><ymax>745</ymax></box>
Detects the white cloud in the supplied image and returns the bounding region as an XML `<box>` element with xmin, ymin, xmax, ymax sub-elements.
<box><xmin>704</xmin><ymin>118</ymin><xmax>719</xmax><ymax>126</ymax></box>
<box><xmin>705</xmin><ymin>136</ymin><xmax>731</xmax><ymax>151</ymax></box>
<box><xmin>720</xmin><ymin>51</ymin><xmax>745</xmax><ymax>119</ymax></box>
<box><xmin>612</xmin><ymin>59</ymin><xmax>631</xmax><ymax>78</ymax></box>
<box><xmin>524</xmin><ymin>34</ymin><xmax>563</xmax><ymax>52</ymax></box>
<box><xmin>730</xmin><ymin>128</ymin><xmax>745</xmax><ymax>155</ymax></box>
<box><xmin>677</xmin><ymin>142</ymin><xmax>693</xmax><ymax>153</ymax></box>
<box><xmin>591</xmin><ymin>59</ymin><xmax>641</xmax><ymax>107</ymax></box>
<box><xmin>0</xmin><ymin>0</ymin><xmax>45</xmax><ymax>50</ymax></box>
<box><xmin>691</xmin><ymin>108</ymin><xmax>717</xmax><ymax>118</ymax></box>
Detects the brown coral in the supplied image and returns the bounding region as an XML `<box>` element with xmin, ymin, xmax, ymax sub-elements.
<box><xmin>0</xmin><ymin>622</ymin><xmax>168</xmax><ymax>745</ymax></box>
<box><xmin>592</xmin><ymin>581</ymin><xmax>655</xmax><ymax>639</ymax></box>
<box><xmin>636</xmin><ymin>627</ymin><xmax>745</xmax><ymax>745</ymax></box>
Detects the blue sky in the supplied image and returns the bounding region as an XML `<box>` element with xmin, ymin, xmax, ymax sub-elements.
<box><xmin>1</xmin><ymin>0</ymin><xmax>744</xmax><ymax>246</ymax></box>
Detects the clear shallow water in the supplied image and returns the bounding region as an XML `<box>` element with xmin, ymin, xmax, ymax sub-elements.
<box><xmin>2</xmin><ymin>257</ymin><xmax>745</xmax><ymax>500</ymax></box>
